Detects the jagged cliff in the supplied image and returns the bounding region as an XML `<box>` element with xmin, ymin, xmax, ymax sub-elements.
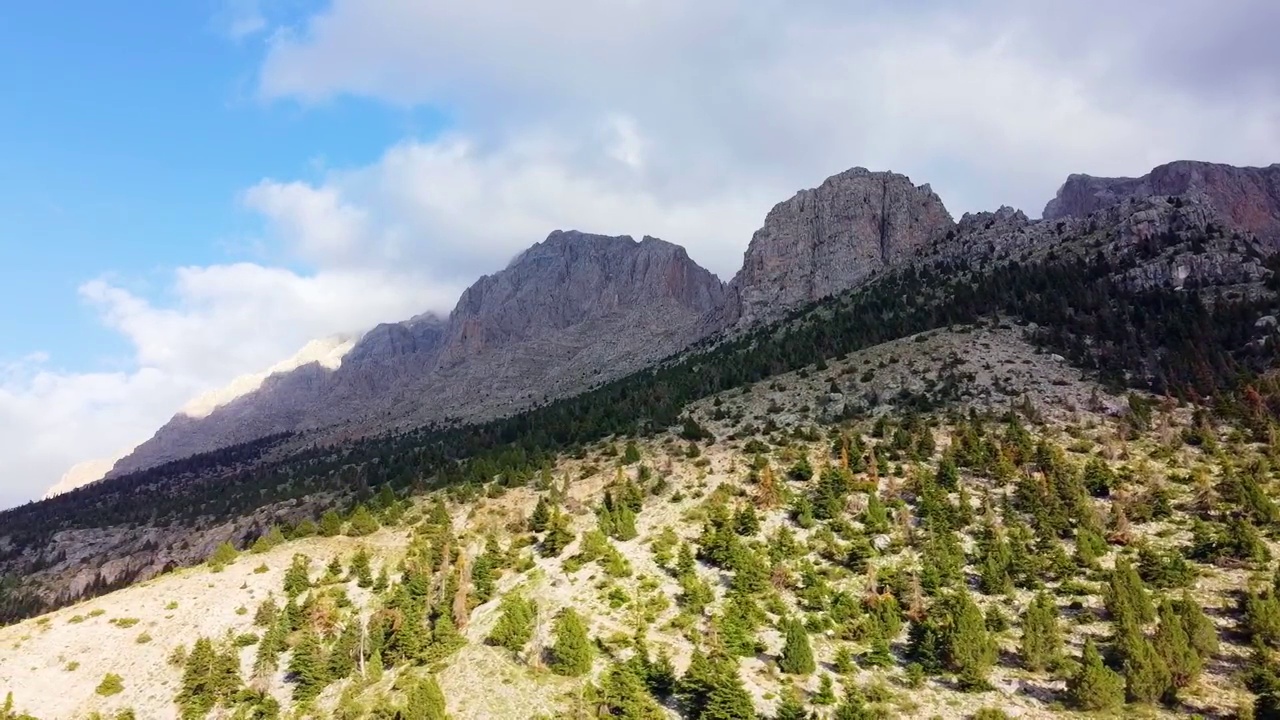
<box><xmin>1044</xmin><ymin>160</ymin><xmax>1280</xmax><ymax>246</ymax></box>
<box><xmin>724</xmin><ymin>167</ymin><xmax>954</xmax><ymax>326</ymax></box>
<box><xmin>108</xmin><ymin>232</ymin><xmax>725</xmax><ymax>477</ymax></box>
<box><xmin>100</xmin><ymin>159</ymin><xmax>1279</xmax><ymax>483</ymax></box>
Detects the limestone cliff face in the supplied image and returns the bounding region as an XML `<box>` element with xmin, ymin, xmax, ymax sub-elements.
<box><xmin>107</xmin><ymin>232</ymin><xmax>725</xmax><ymax>477</ymax></box>
<box><xmin>725</xmin><ymin>167</ymin><xmax>954</xmax><ymax>326</ymax></box>
<box><xmin>1044</xmin><ymin>160</ymin><xmax>1280</xmax><ymax>247</ymax></box>
<box><xmin>99</xmin><ymin>159</ymin><xmax>1280</xmax><ymax>486</ymax></box>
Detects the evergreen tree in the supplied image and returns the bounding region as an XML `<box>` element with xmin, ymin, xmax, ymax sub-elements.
<box><xmin>733</xmin><ymin>505</ymin><xmax>761</xmax><ymax>537</ymax></box>
<box><xmin>540</xmin><ymin>509</ymin><xmax>574</xmax><ymax>557</ymax></box>
<box><xmin>772</xmin><ymin>684</ymin><xmax>810</xmax><ymax>720</ymax></box>
<box><xmin>319</xmin><ymin>510</ymin><xmax>343</xmax><ymax>537</ymax></box>
<box><xmin>1120</xmin><ymin>625</ymin><xmax>1171</xmax><ymax>705</ymax></box>
<box><xmin>949</xmin><ymin>590</ymin><xmax>997</xmax><ymax>690</ymax></box>
<box><xmin>613</xmin><ymin>503</ymin><xmax>639</xmax><ymax>541</ymax></box>
<box><xmin>330</xmin><ymin>621</ymin><xmax>360</xmax><ymax>679</ymax></box>
<box><xmin>486</xmin><ymin>593</ymin><xmax>537</xmax><ymax>653</ymax></box>
<box><xmin>1019</xmin><ymin>592</ymin><xmax>1062</xmax><ymax>672</ymax></box>
<box><xmin>177</xmin><ymin>637</ymin><xmax>220</xmax><ymax>718</ymax></box>
<box><xmin>1105</xmin><ymin>556</ymin><xmax>1154</xmax><ymax>625</ymax></box>
<box><xmin>596</xmin><ymin>661</ymin><xmax>665</xmax><ymax>720</ymax></box>
<box><xmin>1066</xmin><ymin>638</ymin><xmax>1125</xmax><ymax>711</ymax></box>
<box><xmin>646</xmin><ymin>648</ymin><xmax>677</xmax><ymax>699</ymax></box>
<box><xmin>777</xmin><ymin>617</ymin><xmax>816</xmax><ymax>675</ymax></box>
<box><xmin>350</xmin><ymin>547</ymin><xmax>374</xmax><ymax>587</ymax></box>
<box><xmin>530</xmin><ymin>496</ymin><xmax>551</xmax><ymax>533</ymax></box>
<box><xmin>860</xmin><ymin>493</ymin><xmax>890</xmax><ymax>534</ymax></box>
<box><xmin>1174</xmin><ymin>591</ymin><xmax>1219</xmax><ymax>659</ymax></box>
<box><xmin>831</xmin><ymin>685</ymin><xmax>872</xmax><ymax>720</ymax></box>
<box><xmin>346</xmin><ymin>504</ymin><xmax>380</xmax><ymax>537</ymax></box>
<box><xmin>549</xmin><ymin>608</ymin><xmax>594</xmax><ymax>676</ymax></box>
<box><xmin>1153</xmin><ymin>598</ymin><xmax>1201</xmax><ymax>692</ymax></box>
<box><xmin>282</xmin><ymin>554</ymin><xmax>311</xmax><ymax>597</ymax></box>
<box><xmin>701</xmin><ymin>662</ymin><xmax>755</xmax><ymax>720</ymax></box>
<box><xmin>288</xmin><ymin>630</ymin><xmax>329</xmax><ymax>701</ymax></box>
<box><xmin>813</xmin><ymin>673</ymin><xmax>836</xmax><ymax>705</ymax></box>
<box><xmin>403</xmin><ymin>674</ymin><xmax>450</xmax><ymax>720</ymax></box>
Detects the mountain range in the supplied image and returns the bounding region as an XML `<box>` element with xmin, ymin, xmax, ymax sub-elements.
<box><xmin>58</xmin><ymin>159</ymin><xmax>1278</xmax><ymax>492</ymax></box>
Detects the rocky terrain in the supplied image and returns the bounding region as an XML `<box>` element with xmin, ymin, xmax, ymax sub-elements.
<box><xmin>91</xmin><ymin>160</ymin><xmax>1280</xmax><ymax>497</ymax></box>
<box><xmin>3</xmin><ymin>323</ymin><xmax>1275</xmax><ymax>719</ymax></box>
<box><xmin>1043</xmin><ymin>160</ymin><xmax>1280</xmax><ymax>247</ymax></box>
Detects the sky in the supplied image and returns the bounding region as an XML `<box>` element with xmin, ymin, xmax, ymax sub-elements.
<box><xmin>2</xmin><ymin>0</ymin><xmax>1279</xmax><ymax>510</ymax></box>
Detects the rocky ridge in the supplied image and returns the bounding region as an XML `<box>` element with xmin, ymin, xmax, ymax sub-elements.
<box><xmin>108</xmin><ymin>232</ymin><xmax>726</xmax><ymax>477</ymax></box>
<box><xmin>99</xmin><ymin>160</ymin><xmax>1277</xmax><ymax>485</ymax></box>
<box><xmin>1043</xmin><ymin>160</ymin><xmax>1280</xmax><ymax>246</ymax></box>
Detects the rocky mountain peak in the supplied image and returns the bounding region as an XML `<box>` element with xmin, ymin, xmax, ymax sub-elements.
<box><xmin>724</xmin><ymin>167</ymin><xmax>954</xmax><ymax>326</ymax></box>
<box><xmin>442</xmin><ymin>231</ymin><xmax>724</xmax><ymax>364</ymax></box>
<box><xmin>1043</xmin><ymin>160</ymin><xmax>1280</xmax><ymax>246</ymax></box>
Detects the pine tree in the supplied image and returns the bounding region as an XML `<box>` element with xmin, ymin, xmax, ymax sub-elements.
<box><xmin>1066</xmin><ymin>638</ymin><xmax>1125</xmax><ymax>711</ymax></box>
<box><xmin>772</xmin><ymin>684</ymin><xmax>810</xmax><ymax>720</ymax></box>
<box><xmin>329</xmin><ymin>621</ymin><xmax>360</xmax><ymax>679</ymax></box>
<box><xmin>1105</xmin><ymin>556</ymin><xmax>1154</xmax><ymax>625</ymax></box>
<box><xmin>647</xmin><ymin>648</ymin><xmax>676</xmax><ymax>698</ymax></box>
<box><xmin>350</xmin><ymin>547</ymin><xmax>374</xmax><ymax>587</ymax></box>
<box><xmin>777</xmin><ymin>617</ymin><xmax>816</xmax><ymax>675</ymax></box>
<box><xmin>346</xmin><ymin>504</ymin><xmax>380</xmax><ymax>537</ymax></box>
<box><xmin>676</xmin><ymin>648</ymin><xmax>718</xmax><ymax>719</ymax></box>
<box><xmin>733</xmin><ymin>505</ymin><xmax>761</xmax><ymax>537</ymax></box>
<box><xmin>831</xmin><ymin>684</ymin><xmax>872</xmax><ymax>720</ymax></box>
<box><xmin>530</xmin><ymin>496</ymin><xmax>551</xmax><ymax>533</ymax></box>
<box><xmin>1019</xmin><ymin>592</ymin><xmax>1062</xmax><ymax>672</ymax></box>
<box><xmin>288</xmin><ymin>630</ymin><xmax>329</xmax><ymax>701</ymax></box>
<box><xmin>613</xmin><ymin>503</ymin><xmax>639</xmax><ymax>541</ymax></box>
<box><xmin>948</xmin><ymin>590</ymin><xmax>997</xmax><ymax>690</ymax></box>
<box><xmin>549</xmin><ymin>608</ymin><xmax>594</xmax><ymax>676</ymax></box>
<box><xmin>701</xmin><ymin>661</ymin><xmax>755</xmax><ymax>720</ymax></box>
<box><xmin>596</xmin><ymin>661</ymin><xmax>665</xmax><ymax>720</ymax></box>
<box><xmin>319</xmin><ymin>510</ymin><xmax>343</xmax><ymax>537</ymax></box>
<box><xmin>813</xmin><ymin>673</ymin><xmax>836</xmax><ymax>705</ymax></box>
<box><xmin>282</xmin><ymin>554</ymin><xmax>311</xmax><ymax>597</ymax></box>
<box><xmin>1152</xmin><ymin>599</ymin><xmax>1201</xmax><ymax>693</ymax></box>
<box><xmin>403</xmin><ymin>674</ymin><xmax>450</xmax><ymax>720</ymax></box>
<box><xmin>540</xmin><ymin>509</ymin><xmax>574</xmax><ymax>557</ymax></box>
<box><xmin>486</xmin><ymin>593</ymin><xmax>537</xmax><ymax>653</ymax></box>
<box><xmin>1122</xmin><ymin>629</ymin><xmax>1172</xmax><ymax>705</ymax></box>
<box><xmin>177</xmin><ymin>637</ymin><xmax>220</xmax><ymax>718</ymax></box>
<box><xmin>1174</xmin><ymin>591</ymin><xmax>1219</xmax><ymax>658</ymax></box>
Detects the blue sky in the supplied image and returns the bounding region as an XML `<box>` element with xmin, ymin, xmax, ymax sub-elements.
<box><xmin>0</xmin><ymin>3</ymin><xmax>444</xmax><ymax>371</ymax></box>
<box><xmin>3</xmin><ymin>0</ymin><xmax>1279</xmax><ymax>510</ymax></box>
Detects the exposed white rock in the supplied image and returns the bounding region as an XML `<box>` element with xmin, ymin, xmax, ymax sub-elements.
<box><xmin>178</xmin><ymin>335</ymin><xmax>357</xmax><ymax>419</ymax></box>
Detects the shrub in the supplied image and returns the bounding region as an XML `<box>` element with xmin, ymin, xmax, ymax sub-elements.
<box><xmin>136</xmin><ymin>632</ymin><xmax>153</xmax><ymax>644</ymax></box>
<box><xmin>111</xmin><ymin>617</ymin><xmax>140</xmax><ymax>628</ymax></box>
<box><xmin>95</xmin><ymin>673</ymin><xmax>125</xmax><ymax>696</ymax></box>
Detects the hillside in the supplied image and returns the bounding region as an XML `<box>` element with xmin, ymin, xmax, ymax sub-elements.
<box><xmin>3</xmin><ymin>324</ymin><xmax>1278</xmax><ymax>719</ymax></box>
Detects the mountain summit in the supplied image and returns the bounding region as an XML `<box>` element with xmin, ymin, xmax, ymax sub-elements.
<box><xmin>106</xmin><ymin>231</ymin><xmax>724</xmax><ymax>477</ymax></box>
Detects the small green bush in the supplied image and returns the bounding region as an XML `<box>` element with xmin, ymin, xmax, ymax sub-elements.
<box><xmin>95</xmin><ymin>673</ymin><xmax>124</xmax><ymax>696</ymax></box>
<box><xmin>135</xmin><ymin>632</ymin><xmax>153</xmax><ymax>644</ymax></box>
<box><xmin>110</xmin><ymin>617</ymin><xmax>140</xmax><ymax>628</ymax></box>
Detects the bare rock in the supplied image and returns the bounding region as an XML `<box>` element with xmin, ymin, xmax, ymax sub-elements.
<box><xmin>725</xmin><ymin>167</ymin><xmax>954</xmax><ymax>326</ymax></box>
<box><xmin>1044</xmin><ymin>160</ymin><xmax>1280</xmax><ymax>247</ymax></box>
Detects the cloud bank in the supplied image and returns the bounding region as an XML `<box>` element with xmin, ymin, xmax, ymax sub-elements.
<box><xmin>3</xmin><ymin>0</ymin><xmax>1279</xmax><ymax>509</ymax></box>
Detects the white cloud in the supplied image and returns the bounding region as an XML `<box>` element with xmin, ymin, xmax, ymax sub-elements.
<box><xmin>258</xmin><ymin>0</ymin><xmax>1280</xmax><ymax>218</ymax></box>
<box><xmin>219</xmin><ymin>0</ymin><xmax>267</xmax><ymax>40</ymax></box>
<box><xmin>7</xmin><ymin>0</ymin><xmax>1280</xmax><ymax>509</ymax></box>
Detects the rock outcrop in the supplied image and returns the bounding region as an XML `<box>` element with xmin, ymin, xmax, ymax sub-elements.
<box><xmin>107</xmin><ymin>232</ymin><xmax>725</xmax><ymax>477</ymax></box>
<box><xmin>98</xmin><ymin>159</ymin><xmax>1279</xmax><ymax>486</ymax></box>
<box><xmin>1043</xmin><ymin>160</ymin><xmax>1280</xmax><ymax>247</ymax></box>
<box><xmin>724</xmin><ymin>167</ymin><xmax>954</xmax><ymax>326</ymax></box>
